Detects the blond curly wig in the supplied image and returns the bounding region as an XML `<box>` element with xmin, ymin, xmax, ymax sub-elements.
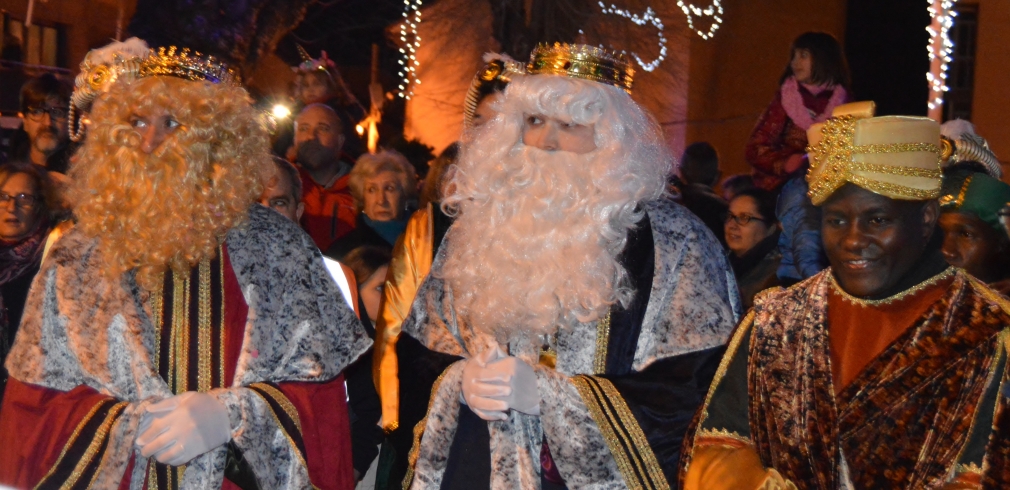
<box><xmin>69</xmin><ymin>76</ymin><xmax>269</xmax><ymax>289</ymax></box>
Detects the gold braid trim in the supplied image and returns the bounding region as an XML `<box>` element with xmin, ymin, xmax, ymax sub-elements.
<box><xmin>955</xmin><ymin>462</ymin><xmax>985</xmax><ymax>475</ymax></box>
<box><xmin>694</xmin><ymin>428</ymin><xmax>754</xmax><ymax>448</ymax></box>
<box><xmin>593</xmin><ymin>312</ymin><xmax>612</xmax><ymax>374</ymax></box>
<box><xmin>403</xmin><ymin>367</ymin><xmax>452</xmax><ymax>490</ymax></box>
<box><xmin>699</xmin><ymin>311</ymin><xmax>754</xmax><ymax>425</ymax></box>
<box><xmin>806</xmin><ymin>115</ymin><xmax>942</xmax><ymax>205</ymax></box>
<box><xmin>851</xmin><ymin>143</ymin><xmax>942</xmax><ymax>159</ymax></box>
<box><xmin>947</xmin><ymin>333</ymin><xmax>1002</xmax><ymax>479</ymax></box>
<box><xmin>940</xmin><ymin>174</ymin><xmax>975</xmax><ymax>208</ymax></box>
<box><xmin>248</xmin><ymin>385</ymin><xmax>319</xmax><ymax>490</ymax></box>
<box><xmin>846</xmin><ymin>174</ymin><xmax>941</xmax><ymax>201</ymax></box>
<box><xmin>828</xmin><ymin>266</ymin><xmax>955</xmax><ymax>307</ymax></box>
<box><xmin>845</xmin><ymin>160</ymin><xmax>942</xmax><ymax>179</ymax></box>
<box><xmin>151</xmin><ymin>276</ymin><xmax>164</xmax><ymax>374</ymax></box>
<box><xmin>219</xmin><ymin>246</ymin><xmax>227</xmax><ymax>387</ymax></box>
<box><xmin>146</xmin><ymin>459</ymin><xmax>157</xmax><ymax>490</ymax></box>
<box><xmin>61</xmin><ymin>401</ymin><xmax>128</xmax><ymax>490</ymax></box>
<box><xmin>250</xmin><ymin>382</ymin><xmax>304</xmax><ymax>433</ymax></box>
<box><xmin>170</xmin><ymin>271</ymin><xmax>189</xmax><ymax>393</ymax></box>
<box><xmin>34</xmin><ymin>400</ymin><xmax>109</xmax><ymax>489</ymax></box>
<box><xmin>197</xmin><ymin>258</ymin><xmax>213</xmax><ymax>392</ymax></box>
<box><xmin>570</xmin><ymin>375</ymin><xmax>670</xmax><ymax>490</ymax></box>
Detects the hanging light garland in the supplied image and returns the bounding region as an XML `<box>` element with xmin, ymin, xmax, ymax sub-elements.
<box><xmin>398</xmin><ymin>0</ymin><xmax>725</xmax><ymax>94</ymax></box>
<box><xmin>597</xmin><ymin>1</ymin><xmax>723</xmax><ymax>73</ymax></box>
<box><xmin>397</xmin><ymin>0</ymin><xmax>423</xmax><ymax>99</ymax></box>
<box><xmin>597</xmin><ymin>2</ymin><xmax>667</xmax><ymax>72</ymax></box>
<box><xmin>926</xmin><ymin>0</ymin><xmax>958</xmax><ymax>112</ymax></box>
<box><xmin>677</xmin><ymin>1</ymin><xmax>724</xmax><ymax>40</ymax></box>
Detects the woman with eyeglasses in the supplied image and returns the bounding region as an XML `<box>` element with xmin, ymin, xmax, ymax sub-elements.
<box><xmin>0</xmin><ymin>162</ymin><xmax>62</xmax><ymax>403</ymax></box>
<box><xmin>725</xmin><ymin>188</ymin><xmax>781</xmax><ymax>309</ymax></box>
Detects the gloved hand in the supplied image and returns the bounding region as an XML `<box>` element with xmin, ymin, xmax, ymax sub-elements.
<box><xmin>461</xmin><ymin>347</ymin><xmax>509</xmax><ymax>421</ymax></box>
<box><xmin>136</xmin><ymin>391</ymin><xmax>232</xmax><ymax>466</ymax></box>
<box><xmin>484</xmin><ymin>355</ymin><xmax>540</xmax><ymax>415</ymax></box>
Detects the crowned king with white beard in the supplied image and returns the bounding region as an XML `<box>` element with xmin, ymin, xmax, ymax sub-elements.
<box><xmin>400</xmin><ymin>44</ymin><xmax>740</xmax><ymax>490</ymax></box>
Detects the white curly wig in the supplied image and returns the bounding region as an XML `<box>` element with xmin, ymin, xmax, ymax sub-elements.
<box><xmin>437</xmin><ymin>73</ymin><xmax>673</xmax><ymax>341</ymax></box>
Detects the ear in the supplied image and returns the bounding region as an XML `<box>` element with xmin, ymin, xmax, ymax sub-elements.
<box><xmin>296</xmin><ymin>202</ymin><xmax>305</xmax><ymax>222</ymax></box>
<box><xmin>336</xmin><ymin>134</ymin><xmax>346</xmax><ymax>152</ymax></box>
<box><xmin>922</xmin><ymin>200</ymin><xmax>940</xmax><ymax>238</ymax></box>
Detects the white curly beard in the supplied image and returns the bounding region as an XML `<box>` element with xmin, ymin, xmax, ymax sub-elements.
<box><xmin>437</xmin><ymin>74</ymin><xmax>672</xmax><ymax>344</ymax></box>
<box><xmin>438</xmin><ymin>144</ymin><xmax>649</xmax><ymax>344</ymax></box>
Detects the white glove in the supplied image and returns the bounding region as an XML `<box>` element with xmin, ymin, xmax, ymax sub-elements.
<box><xmin>136</xmin><ymin>391</ymin><xmax>232</xmax><ymax>466</ymax></box>
<box><xmin>484</xmin><ymin>355</ymin><xmax>540</xmax><ymax>415</ymax></box>
<box><xmin>461</xmin><ymin>347</ymin><xmax>510</xmax><ymax>421</ymax></box>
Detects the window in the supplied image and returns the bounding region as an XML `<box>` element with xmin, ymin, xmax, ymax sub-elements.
<box><xmin>1</xmin><ymin>13</ymin><xmax>63</xmax><ymax>67</ymax></box>
<box><xmin>943</xmin><ymin>3</ymin><xmax>978</xmax><ymax>121</ymax></box>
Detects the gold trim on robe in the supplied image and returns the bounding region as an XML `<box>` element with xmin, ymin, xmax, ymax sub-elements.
<box><xmin>375</xmin><ymin>205</ymin><xmax>434</xmax><ymax>432</ymax></box>
<box><xmin>570</xmin><ymin>374</ymin><xmax>670</xmax><ymax>490</ymax></box>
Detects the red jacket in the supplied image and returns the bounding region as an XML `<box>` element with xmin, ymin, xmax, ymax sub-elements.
<box><xmin>745</xmin><ymin>86</ymin><xmax>838</xmax><ymax>191</ymax></box>
<box><xmin>299</xmin><ymin>166</ymin><xmax>357</xmax><ymax>251</ymax></box>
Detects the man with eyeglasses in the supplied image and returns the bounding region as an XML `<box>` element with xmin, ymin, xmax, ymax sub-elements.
<box><xmin>11</xmin><ymin>74</ymin><xmax>73</xmax><ymax>174</ymax></box>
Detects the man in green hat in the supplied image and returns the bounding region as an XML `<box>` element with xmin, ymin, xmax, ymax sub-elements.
<box><xmin>939</xmin><ymin>168</ymin><xmax>1010</xmax><ymax>295</ymax></box>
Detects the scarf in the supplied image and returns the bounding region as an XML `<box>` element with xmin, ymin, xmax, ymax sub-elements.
<box><xmin>363</xmin><ymin>214</ymin><xmax>408</xmax><ymax>246</ymax></box>
<box><xmin>728</xmin><ymin>230</ymin><xmax>781</xmax><ymax>279</ymax></box>
<box><xmin>0</xmin><ymin>219</ymin><xmax>49</xmax><ymax>357</ymax></box>
<box><xmin>780</xmin><ymin>76</ymin><xmax>847</xmax><ymax>131</ymax></box>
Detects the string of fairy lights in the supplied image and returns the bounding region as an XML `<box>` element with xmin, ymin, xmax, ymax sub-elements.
<box><xmin>394</xmin><ymin>0</ymin><xmax>725</xmax><ymax>97</ymax></box>
<box><xmin>394</xmin><ymin>0</ymin><xmax>960</xmax><ymax>115</ymax></box>
<box><xmin>597</xmin><ymin>3</ymin><xmax>667</xmax><ymax>72</ymax></box>
<box><xmin>676</xmin><ymin>0</ymin><xmax>724</xmax><ymax>41</ymax></box>
<box><xmin>396</xmin><ymin>0</ymin><xmax>423</xmax><ymax>99</ymax></box>
<box><xmin>926</xmin><ymin>0</ymin><xmax>958</xmax><ymax>112</ymax></box>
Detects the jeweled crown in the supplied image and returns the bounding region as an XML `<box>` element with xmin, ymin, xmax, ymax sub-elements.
<box><xmin>139</xmin><ymin>46</ymin><xmax>241</xmax><ymax>87</ymax></box>
<box><xmin>527</xmin><ymin>43</ymin><xmax>634</xmax><ymax>92</ymax></box>
<box><xmin>462</xmin><ymin>55</ymin><xmax>525</xmax><ymax>128</ymax></box>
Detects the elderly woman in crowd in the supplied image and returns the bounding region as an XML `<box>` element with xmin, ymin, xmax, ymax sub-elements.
<box><xmin>725</xmin><ymin>187</ymin><xmax>781</xmax><ymax>309</ymax></box>
<box><xmin>326</xmin><ymin>150</ymin><xmax>417</xmax><ymax>261</ymax></box>
<box><xmin>0</xmin><ymin>162</ymin><xmax>62</xmax><ymax>402</ymax></box>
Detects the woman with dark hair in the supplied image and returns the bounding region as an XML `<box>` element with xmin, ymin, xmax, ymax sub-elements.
<box><xmin>0</xmin><ymin>162</ymin><xmax>63</xmax><ymax>402</ymax></box>
<box><xmin>725</xmin><ymin>188</ymin><xmax>781</xmax><ymax>309</ymax></box>
<box><xmin>746</xmin><ymin>31</ymin><xmax>851</xmax><ymax>191</ymax></box>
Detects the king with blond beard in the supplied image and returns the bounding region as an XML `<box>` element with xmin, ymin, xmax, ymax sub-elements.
<box><xmin>0</xmin><ymin>42</ymin><xmax>370</xmax><ymax>489</ymax></box>
<box><xmin>398</xmin><ymin>44</ymin><xmax>740</xmax><ymax>490</ymax></box>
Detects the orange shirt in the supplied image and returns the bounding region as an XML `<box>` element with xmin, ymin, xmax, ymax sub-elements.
<box><xmin>299</xmin><ymin>167</ymin><xmax>357</xmax><ymax>251</ymax></box>
<box><xmin>827</xmin><ymin>274</ymin><xmax>954</xmax><ymax>393</ymax></box>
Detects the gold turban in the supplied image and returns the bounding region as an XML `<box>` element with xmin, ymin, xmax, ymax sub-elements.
<box><xmin>806</xmin><ymin>101</ymin><xmax>943</xmax><ymax>205</ymax></box>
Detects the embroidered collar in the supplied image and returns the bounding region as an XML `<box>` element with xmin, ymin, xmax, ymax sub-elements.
<box><xmin>828</xmin><ymin>266</ymin><xmax>956</xmax><ymax>307</ymax></box>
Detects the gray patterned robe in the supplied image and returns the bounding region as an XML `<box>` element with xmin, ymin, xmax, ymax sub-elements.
<box><xmin>2</xmin><ymin>205</ymin><xmax>372</xmax><ymax>489</ymax></box>
<box><xmin>402</xmin><ymin>199</ymin><xmax>740</xmax><ymax>489</ymax></box>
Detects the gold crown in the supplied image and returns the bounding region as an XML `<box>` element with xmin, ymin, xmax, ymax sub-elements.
<box><xmin>527</xmin><ymin>43</ymin><xmax>634</xmax><ymax>92</ymax></box>
<box><xmin>462</xmin><ymin>56</ymin><xmax>525</xmax><ymax>128</ymax></box>
<box><xmin>71</xmin><ymin>38</ymin><xmax>150</xmax><ymax>115</ymax></box>
<box><xmin>139</xmin><ymin>46</ymin><xmax>241</xmax><ymax>87</ymax></box>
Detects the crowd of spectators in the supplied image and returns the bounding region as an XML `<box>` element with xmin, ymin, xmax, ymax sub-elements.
<box><xmin>2</xmin><ymin>30</ymin><xmax>1010</xmax><ymax>489</ymax></box>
